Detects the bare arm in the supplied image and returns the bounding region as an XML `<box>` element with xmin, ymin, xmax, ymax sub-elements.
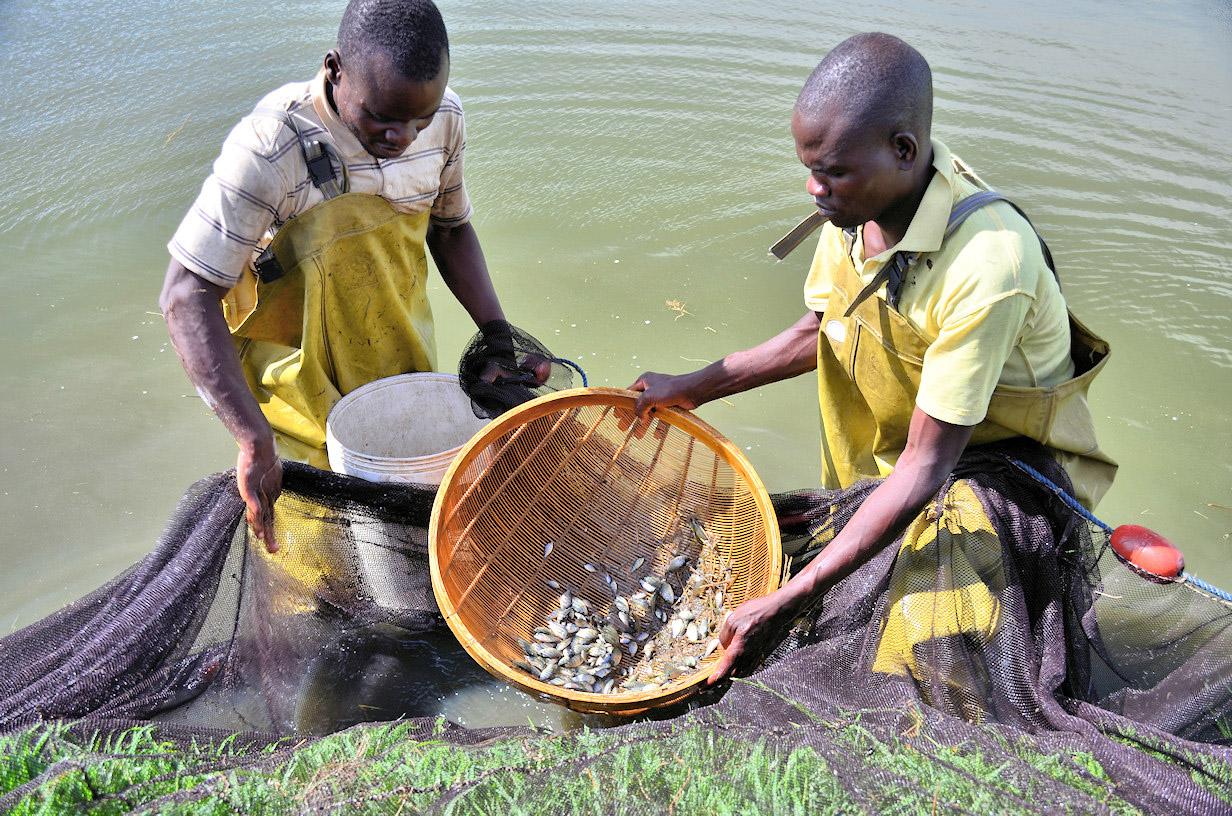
<box><xmin>426</xmin><ymin>221</ymin><xmax>505</xmax><ymax>328</ymax></box>
<box><xmin>159</xmin><ymin>259</ymin><xmax>281</xmax><ymax>550</ymax></box>
<box><xmin>707</xmin><ymin>407</ymin><xmax>976</xmax><ymax>684</ymax></box>
<box><xmin>628</xmin><ymin>311</ymin><xmax>822</xmax><ymax>418</ymax></box>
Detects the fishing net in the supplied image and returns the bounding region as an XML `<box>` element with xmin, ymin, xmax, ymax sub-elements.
<box><xmin>2</xmin><ymin>443</ymin><xmax>1231</xmax><ymax>814</ymax></box>
<box><xmin>458</xmin><ymin>321</ymin><xmax>583</xmax><ymax>419</ymax></box>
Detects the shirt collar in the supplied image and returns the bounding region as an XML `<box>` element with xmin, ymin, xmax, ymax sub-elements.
<box><xmin>864</xmin><ymin>137</ymin><xmax>958</xmax><ymax>261</ymax></box>
<box><xmin>310</xmin><ymin>68</ymin><xmax>368</xmax><ymax>160</ymax></box>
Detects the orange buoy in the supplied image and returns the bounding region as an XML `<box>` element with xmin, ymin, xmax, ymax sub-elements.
<box><xmin>1109</xmin><ymin>524</ymin><xmax>1185</xmax><ymax>579</ymax></box>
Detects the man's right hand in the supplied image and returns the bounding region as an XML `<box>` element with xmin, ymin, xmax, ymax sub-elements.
<box><xmin>236</xmin><ymin>442</ymin><xmax>282</xmax><ymax>551</ymax></box>
<box><xmin>161</xmin><ymin>259</ymin><xmax>286</xmax><ymax>552</ymax></box>
<box><xmin>627</xmin><ymin>371</ymin><xmax>705</xmax><ymax>420</ymax></box>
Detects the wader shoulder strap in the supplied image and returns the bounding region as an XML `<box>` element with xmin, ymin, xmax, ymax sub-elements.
<box><xmin>250</xmin><ymin>107</ymin><xmax>351</xmax><ymax>282</ymax></box>
<box><xmin>842</xmin><ymin>190</ymin><xmax>1061</xmax><ymax>317</ymax></box>
<box><xmin>769</xmin><ymin>211</ymin><xmax>829</xmax><ymax>260</ymax></box>
<box><xmin>253</xmin><ymin>107</ymin><xmax>350</xmax><ymax>199</ymax></box>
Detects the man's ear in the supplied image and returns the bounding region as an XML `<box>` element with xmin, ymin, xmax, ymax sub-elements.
<box><xmin>892</xmin><ymin>132</ymin><xmax>919</xmax><ymax>167</ymax></box>
<box><xmin>323</xmin><ymin>50</ymin><xmax>342</xmax><ymax>85</ymax></box>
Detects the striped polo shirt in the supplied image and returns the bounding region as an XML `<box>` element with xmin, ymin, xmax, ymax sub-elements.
<box><xmin>169</xmin><ymin>68</ymin><xmax>472</xmax><ymax>290</ymax></box>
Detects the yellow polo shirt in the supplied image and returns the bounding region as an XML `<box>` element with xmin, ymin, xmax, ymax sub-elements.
<box><xmin>803</xmin><ymin>139</ymin><xmax>1074</xmax><ymax>427</ymax></box>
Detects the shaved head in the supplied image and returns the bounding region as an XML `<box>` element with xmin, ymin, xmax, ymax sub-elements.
<box><xmin>337</xmin><ymin>0</ymin><xmax>449</xmax><ymax>82</ymax></box>
<box><xmin>796</xmin><ymin>33</ymin><xmax>932</xmax><ymax>145</ymax></box>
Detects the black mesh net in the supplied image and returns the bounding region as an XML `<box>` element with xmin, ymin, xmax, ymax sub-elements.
<box><xmin>457</xmin><ymin>321</ymin><xmax>581</xmax><ymax>419</ymax></box>
<box><xmin>2</xmin><ymin>444</ymin><xmax>1231</xmax><ymax>814</ymax></box>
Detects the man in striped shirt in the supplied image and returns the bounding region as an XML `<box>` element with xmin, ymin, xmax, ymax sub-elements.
<box><xmin>160</xmin><ymin>0</ymin><xmax>508</xmax><ymax>549</ymax></box>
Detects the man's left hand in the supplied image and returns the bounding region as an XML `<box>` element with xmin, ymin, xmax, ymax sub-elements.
<box><xmin>706</xmin><ymin>587</ymin><xmax>807</xmax><ymax>685</ymax></box>
<box><xmin>479</xmin><ymin>353</ymin><xmax>552</xmax><ymax>386</ymax></box>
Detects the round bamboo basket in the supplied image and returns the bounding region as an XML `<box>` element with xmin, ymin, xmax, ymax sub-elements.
<box><xmin>428</xmin><ymin>388</ymin><xmax>782</xmax><ymax>715</ymax></box>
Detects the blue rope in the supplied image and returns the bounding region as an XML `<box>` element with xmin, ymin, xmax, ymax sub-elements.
<box><xmin>1005</xmin><ymin>456</ymin><xmax>1232</xmax><ymax>603</ymax></box>
<box><xmin>550</xmin><ymin>357</ymin><xmax>588</xmax><ymax>387</ymax></box>
<box><xmin>1184</xmin><ymin>573</ymin><xmax>1232</xmax><ymax>604</ymax></box>
<box><xmin>1004</xmin><ymin>457</ymin><xmax>1113</xmax><ymax>534</ymax></box>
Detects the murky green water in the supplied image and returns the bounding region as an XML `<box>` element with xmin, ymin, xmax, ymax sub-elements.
<box><xmin>1</xmin><ymin>0</ymin><xmax>1230</xmax><ymax>727</ymax></box>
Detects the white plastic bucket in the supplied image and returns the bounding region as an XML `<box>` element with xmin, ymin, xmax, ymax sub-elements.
<box><xmin>325</xmin><ymin>372</ymin><xmax>490</xmax><ymax>485</ymax></box>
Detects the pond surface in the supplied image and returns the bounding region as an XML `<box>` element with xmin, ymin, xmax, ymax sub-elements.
<box><xmin>1</xmin><ymin>0</ymin><xmax>1229</xmax><ymax>728</ymax></box>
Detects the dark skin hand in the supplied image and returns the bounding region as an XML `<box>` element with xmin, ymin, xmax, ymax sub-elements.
<box><xmin>705</xmin><ymin>407</ymin><xmax>973</xmax><ymax>684</ymax></box>
<box><xmin>160</xmin><ymin>222</ymin><xmax>506</xmax><ymax>553</ymax></box>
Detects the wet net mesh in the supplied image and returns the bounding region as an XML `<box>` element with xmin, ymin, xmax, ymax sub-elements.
<box><xmin>2</xmin><ymin>443</ymin><xmax>1231</xmax><ymax>814</ymax></box>
<box><xmin>458</xmin><ymin>321</ymin><xmax>582</xmax><ymax>419</ymax></box>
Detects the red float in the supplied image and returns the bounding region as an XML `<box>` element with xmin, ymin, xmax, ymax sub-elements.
<box><xmin>1109</xmin><ymin>524</ymin><xmax>1185</xmax><ymax>579</ymax></box>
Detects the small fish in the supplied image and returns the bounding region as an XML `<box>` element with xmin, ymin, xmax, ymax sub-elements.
<box><xmin>544</xmin><ymin>541</ymin><xmax>554</xmax><ymax>558</ymax></box>
<box><xmin>583</xmin><ymin>563</ymin><xmax>596</xmax><ymax>573</ymax></box>
<box><xmin>631</xmin><ymin>556</ymin><xmax>646</xmax><ymax>571</ymax></box>
<box><xmin>688</xmin><ymin>516</ymin><xmax>710</xmax><ymax>545</ymax></box>
<box><xmin>703</xmin><ymin>638</ymin><xmax>721</xmax><ymax>658</ymax></box>
<box><xmin>546</xmin><ymin>579</ymin><xmax>561</xmax><ymax>590</ymax></box>
<box><xmin>666</xmin><ymin>555</ymin><xmax>689</xmax><ymax>572</ymax></box>
<box><xmin>621</xmin><ymin>681</ymin><xmax>658</xmax><ymax>693</ymax></box>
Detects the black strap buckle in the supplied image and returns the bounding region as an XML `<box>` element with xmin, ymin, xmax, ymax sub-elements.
<box><xmin>253</xmin><ymin>245</ymin><xmax>285</xmax><ymax>284</ymax></box>
<box><xmin>304</xmin><ymin>150</ymin><xmax>336</xmax><ymax>191</ymax></box>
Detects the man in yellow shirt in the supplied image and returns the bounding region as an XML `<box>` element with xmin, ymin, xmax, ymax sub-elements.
<box><xmin>630</xmin><ymin>32</ymin><xmax>1115</xmax><ymax>696</ymax></box>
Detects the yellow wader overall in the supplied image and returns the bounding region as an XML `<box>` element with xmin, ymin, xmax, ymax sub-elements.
<box><xmin>222</xmin><ymin>114</ymin><xmax>439</xmax><ymax>635</ymax></box>
<box><xmin>807</xmin><ymin>193</ymin><xmax>1117</xmax><ymax>716</ymax></box>
<box><xmin>815</xmin><ymin>195</ymin><xmax>1116</xmax><ymax>509</ymax></box>
<box><xmin>221</xmin><ymin>114</ymin><xmax>437</xmax><ymax>469</ymax></box>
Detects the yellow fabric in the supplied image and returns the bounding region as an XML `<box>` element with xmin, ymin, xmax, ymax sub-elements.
<box><xmin>227</xmin><ymin>193</ymin><xmax>437</xmax><ymax>467</ymax></box>
<box><xmin>806</xmin><ymin>141</ymin><xmax>1116</xmax><ymax>509</ymax></box>
<box><xmin>804</xmin><ymin>140</ymin><xmax>1075</xmax><ymax>426</ymax></box>
<box><xmin>872</xmin><ymin>481</ymin><xmax>1003</xmax><ymax>680</ymax></box>
<box><xmin>256</xmin><ymin>491</ymin><xmax>344</xmax><ymax>615</ymax></box>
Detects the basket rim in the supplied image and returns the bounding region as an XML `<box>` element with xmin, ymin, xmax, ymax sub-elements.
<box><xmin>427</xmin><ymin>386</ymin><xmax>782</xmax><ymax>715</ymax></box>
